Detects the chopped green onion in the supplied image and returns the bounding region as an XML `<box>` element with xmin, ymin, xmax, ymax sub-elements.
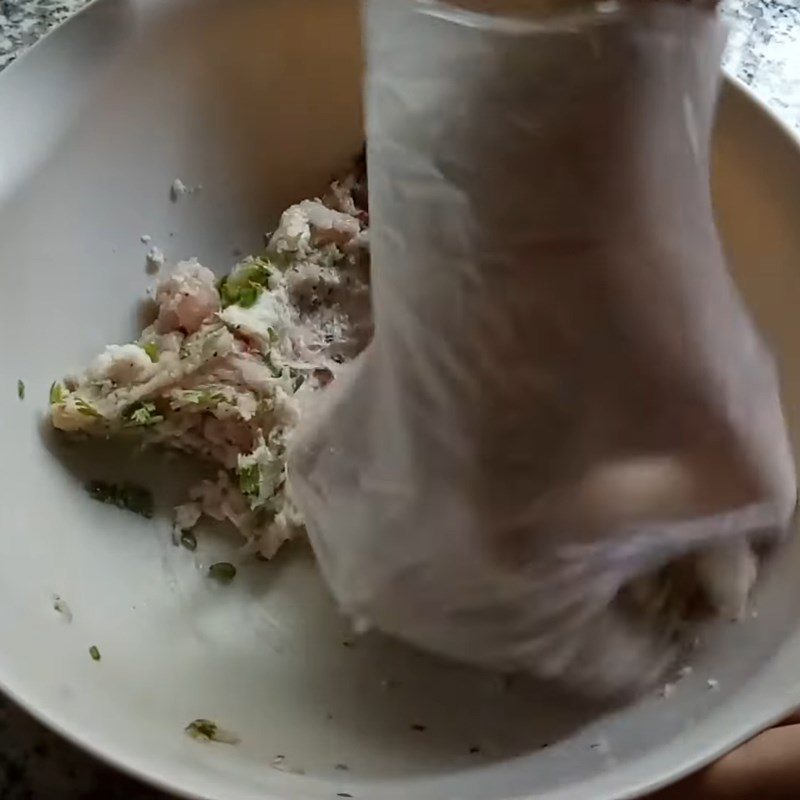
<box><xmin>16</xmin><ymin>379</ymin><xmax>24</xmax><ymax>400</ymax></box>
<box><xmin>208</xmin><ymin>562</ymin><xmax>237</xmax><ymax>585</ymax></box>
<box><xmin>237</xmin><ymin>464</ymin><xmax>260</xmax><ymax>500</ymax></box>
<box><xmin>86</xmin><ymin>480</ymin><xmax>154</xmax><ymax>518</ymax></box>
<box><xmin>184</xmin><ymin>719</ymin><xmax>240</xmax><ymax>745</ymax></box>
<box><xmin>49</xmin><ymin>382</ymin><xmax>67</xmax><ymax>405</ymax></box>
<box><xmin>219</xmin><ymin>258</ymin><xmax>276</xmax><ymax>308</ymax></box>
<box><xmin>142</xmin><ymin>341</ymin><xmax>160</xmax><ymax>363</ymax></box>
<box><xmin>171</xmin><ymin>388</ymin><xmax>224</xmax><ymax>411</ymax></box>
<box><xmin>74</xmin><ymin>397</ymin><xmax>102</xmax><ymax>418</ymax></box>
<box><xmin>237</xmin><ymin>283</ymin><xmax>260</xmax><ymax>309</ymax></box>
<box><xmin>89</xmin><ymin>645</ymin><xmax>101</xmax><ymax>662</ymax></box>
<box><xmin>218</xmin><ymin>277</ymin><xmax>233</xmax><ymax>307</ymax></box>
<box><xmin>124</xmin><ymin>401</ymin><xmax>163</xmax><ymax>428</ymax></box>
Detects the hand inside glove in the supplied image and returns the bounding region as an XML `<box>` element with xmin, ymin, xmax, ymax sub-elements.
<box><xmin>289</xmin><ymin>0</ymin><xmax>796</xmax><ymax>696</ymax></box>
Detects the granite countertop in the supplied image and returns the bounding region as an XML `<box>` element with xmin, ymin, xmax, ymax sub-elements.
<box><xmin>0</xmin><ymin>1</ymin><xmax>799</xmax><ymax>798</ymax></box>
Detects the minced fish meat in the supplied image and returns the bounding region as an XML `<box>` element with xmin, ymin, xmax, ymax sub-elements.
<box><xmin>49</xmin><ymin>161</ymin><xmax>370</xmax><ymax>559</ymax></box>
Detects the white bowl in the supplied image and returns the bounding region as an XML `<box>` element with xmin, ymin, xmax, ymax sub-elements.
<box><xmin>2</xmin><ymin>1</ymin><xmax>800</xmax><ymax>798</ymax></box>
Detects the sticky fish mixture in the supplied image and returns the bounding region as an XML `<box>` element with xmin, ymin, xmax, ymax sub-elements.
<box><xmin>49</xmin><ymin>161</ymin><xmax>370</xmax><ymax>558</ymax></box>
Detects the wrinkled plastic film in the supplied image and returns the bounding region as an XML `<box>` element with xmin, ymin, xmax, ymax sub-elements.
<box><xmin>290</xmin><ymin>0</ymin><xmax>796</xmax><ymax>695</ymax></box>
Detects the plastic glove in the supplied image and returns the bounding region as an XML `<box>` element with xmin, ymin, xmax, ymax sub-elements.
<box><xmin>289</xmin><ymin>0</ymin><xmax>797</xmax><ymax>696</ymax></box>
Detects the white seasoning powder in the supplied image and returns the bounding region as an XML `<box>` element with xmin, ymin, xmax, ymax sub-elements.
<box><xmin>171</xmin><ymin>178</ymin><xmax>189</xmax><ymax>201</ymax></box>
<box><xmin>146</xmin><ymin>246</ymin><xmax>165</xmax><ymax>274</ymax></box>
<box><xmin>659</xmin><ymin>682</ymin><xmax>676</xmax><ymax>699</ymax></box>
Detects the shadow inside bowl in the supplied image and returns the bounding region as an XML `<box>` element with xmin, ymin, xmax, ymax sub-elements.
<box><xmin>39</xmin><ymin>416</ymin><xmax>613</xmax><ymax>778</ymax></box>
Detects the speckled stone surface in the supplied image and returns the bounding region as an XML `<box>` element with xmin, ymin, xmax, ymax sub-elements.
<box><xmin>0</xmin><ymin>0</ymin><xmax>86</xmax><ymax>70</ymax></box>
<box><xmin>0</xmin><ymin>1</ymin><xmax>798</xmax><ymax>797</ymax></box>
<box><xmin>724</xmin><ymin>0</ymin><xmax>800</xmax><ymax>131</ymax></box>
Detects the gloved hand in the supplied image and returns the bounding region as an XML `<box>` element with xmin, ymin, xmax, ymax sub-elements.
<box><xmin>289</xmin><ymin>0</ymin><xmax>796</xmax><ymax>696</ymax></box>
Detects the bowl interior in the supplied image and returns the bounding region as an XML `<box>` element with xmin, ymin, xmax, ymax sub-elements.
<box><xmin>2</xmin><ymin>2</ymin><xmax>800</xmax><ymax>799</ymax></box>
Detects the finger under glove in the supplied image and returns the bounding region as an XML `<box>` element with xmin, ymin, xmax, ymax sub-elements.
<box><xmin>289</xmin><ymin>0</ymin><xmax>795</xmax><ymax>696</ymax></box>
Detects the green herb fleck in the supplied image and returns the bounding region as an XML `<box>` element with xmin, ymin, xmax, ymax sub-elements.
<box><xmin>179</xmin><ymin>530</ymin><xmax>197</xmax><ymax>551</ymax></box>
<box><xmin>172</xmin><ymin>388</ymin><xmax>224</xmax><ymax>410</ymax></box>
<box><xmin>49</xmin><ymin>382</ymin><xmax>67</xmax><ymax>405</ymax></box>
<box><xmin>237</xmin><ymin>464</ymin><xmax>260</xmax><ymax>500</ymax></box>
<box><xmin>89</xmin><ymin>645</ymin><xmax>101</xmax><ymax>662</ymax></box>
<box><xmin>124</xmin><ymin>401</ymin><xmax>164</xmax><ymax>428</ymax></box>
<box><xmin>220</xmin><ymin>279</ymin><xmax>238</xmax><ymax>308</ymax></box>
<box><xmin>74</xmin><ymin>397</ymin><xmax>102</xmax><ymax>418</ymax></box>
<box><xmin>237</xmin><ymin>283</ymin><xmax>260</xmax><ymax>309</ymax></box>
<box><xmin>141</xmin><ymin>341</ymin><xmax>160</xmax><ymax>363</ymax></box>
<box><xmin>17</xmin><ymin>380</ymin><xmax>25</xmax><ymax>400</ymax></box>
<box><xmin>86</xmin><ymin>481</ymin><xmax>154</xmax><ymax>518</ymax></box>
<box><xmin>219</xmin><ymin>259</ymin><xmax>276</xmax><ymax>308</ymax></box>
<box><xmin>208</xmin><ymin>562</ymin><xmax>237</xmax><ymax>585</ymax></box>
<box><xmin>185</xmin><ymin>719</ymin><xmax>240</xmax><ymax>745</ymax></box>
